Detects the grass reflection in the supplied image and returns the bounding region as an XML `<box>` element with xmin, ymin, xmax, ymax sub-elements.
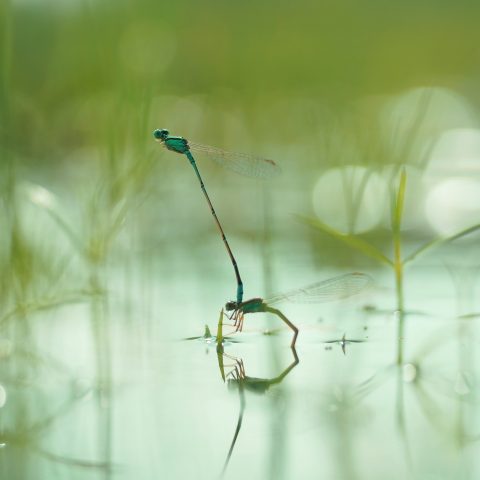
<box><xmin>0</xmin><ymin>354</ymin><xmax>112</xmax><ymax>477</ymax></box>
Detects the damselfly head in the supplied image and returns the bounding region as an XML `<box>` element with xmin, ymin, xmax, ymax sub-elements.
<box><xmin>153</xmin><ymin>129</ymin><xmax>169</xmax><ymax>141</ymax></box>
<box><xmin>225</xmin><ymin>301</ymin><xmax>237</xmax><ymax>311</ymax></box>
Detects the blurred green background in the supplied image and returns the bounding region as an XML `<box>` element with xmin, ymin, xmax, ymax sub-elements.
<box><xmin>4</xmin><ymin>0</ymin><xmax>480</xmax><ymax>158</ymax></box>
<box><xmin>3</xmin><ymin>0</ymin><xmax>480</xmax><ymax>245</ymax></box>
<box><xmin>1</xmin><ymin>1</ymin><xmax>480</xmax><ymax>479</ymax></box>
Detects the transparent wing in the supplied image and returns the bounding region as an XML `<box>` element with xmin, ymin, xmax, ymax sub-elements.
<box><xmin>188</xmin><ymin>141</ymin><xmax>281</xmax><ymax>179</ymax></box>
<box><xmin>265</xmin><ymin>272</ymin><xmax>372</xmax><ymax>305</ymax></box>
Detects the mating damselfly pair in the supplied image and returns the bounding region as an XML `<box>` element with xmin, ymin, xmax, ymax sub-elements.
<box><xmin>154</xmin><ymin>129</ymin><xmax>372</xmax><ymax>346</ymax></box>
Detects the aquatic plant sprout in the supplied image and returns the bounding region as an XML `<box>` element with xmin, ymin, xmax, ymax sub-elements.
<box><xmin>300</xmin><ymin>168</ymin><xmax>480</xmax><ymax>363</ymax></box>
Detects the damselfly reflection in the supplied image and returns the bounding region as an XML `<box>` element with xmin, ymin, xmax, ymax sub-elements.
<box><xmin>216</xmin><ymin>347</ymin><xmax>299</xmax><ymax>478</ymax></box>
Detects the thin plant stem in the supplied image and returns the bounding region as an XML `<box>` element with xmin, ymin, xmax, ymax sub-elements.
<box><xmin>0</xmin><ymin>0</ymin><xmax>12</xmax><ymax>135</ymax></box>
<box><xmin>392</xmin><ymin>168</ymin><xmax>406</xmax><ymax>365</ymax></box>
<box><xmin>393</xmin><ymin>229</ymin><xmax>405</xmax><ymax>364</ymax></box>
<box><xmin>395</xmin><ymin>261</ymin><xmax>405</xmax><ymax>365</ymax></box>
<box><xmin>89</xmin><ymin>265</ymin><xmax>113</xmax><ymax>478</ymax></box>
<box><xmin>396</xmin><ymin>367</ymin><xmax>414</xmax><ymax>474</ymax></box>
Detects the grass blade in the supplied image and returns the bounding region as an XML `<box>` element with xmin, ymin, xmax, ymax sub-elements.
<box><xmin>404</xmin><ymin>222</ymin><xmax>480</xmax><ymax>265</ymax></box>
<box><xmin>297</xmin><ymin>214</ymin><xmax>393</xmax><ymax>266</ymax></box>
<box><xmin>216</xmin><ymin>309</ymin><xmax>226</xmax><ymax>381</ymax></box>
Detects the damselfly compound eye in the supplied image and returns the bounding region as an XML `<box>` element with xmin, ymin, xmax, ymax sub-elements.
<box><xmin>153</xmin><ymin>129</ymin><xmax>169</xmax><ymax>140</ymax></box>
<box><xmin>225</xmin><ymin>301</ymin><xmax>237</xmax><ymax>311</ymax></box>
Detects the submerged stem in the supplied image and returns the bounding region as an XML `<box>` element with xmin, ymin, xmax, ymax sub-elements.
<box><xmin>395</xmin><ymin>263</ymin><xmax>405</xmax><ymax>365</ymax></box>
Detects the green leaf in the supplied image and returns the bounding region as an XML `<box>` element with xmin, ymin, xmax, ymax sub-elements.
<box><xmin>216</xmin><ymin>308</ymin><xmax>224</xmax><ymax>352</ymax></box>
<box><xmin>0</xmin><ymin>290</ymin><xmax>93</xmax><ymax>326</ymax></box>
<box><xmin>297</xmin><ymin>214</ymin><xmax>393</xmax><ymax>266</ymax></box>
<box><xmin>216</xmin><ymin>310</ymin><xmax>226</xmax><ymax>381</ymax></box>
<box><xmin>404</xmin><ymin>222</ymin><xmax>480</xmax><ymax>265</ymax></box>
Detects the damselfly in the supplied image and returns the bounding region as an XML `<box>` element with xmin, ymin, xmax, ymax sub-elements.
<box><xmin>224</xmin><ymin>272</ymin><xmax>372</xmax><ymax>347</ymax></box>
<box><xmin>153</xmin><ymin>128</ymin><xmax>280</xmax><ymax>304</ymax></box>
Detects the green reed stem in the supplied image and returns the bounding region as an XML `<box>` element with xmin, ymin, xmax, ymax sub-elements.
<box><xmin>0</xmin><ymin>1</ymin><xmax>11</xmax><ymax>129</ymax></box>
<box><xmin>394</xmin><ymin>237</ymin><xmax>405</xmax><ymax>365</ymax></box>
<box><xmin>392</xmin><ymin>168</ymin><xmax>406</xmax><ymax>365</ymax></box>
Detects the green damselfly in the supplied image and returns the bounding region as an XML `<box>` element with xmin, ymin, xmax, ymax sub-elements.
<box><xmin>153</xmin><ymin>128</ymin><xmax>280</xmax><ymax>304</ymax></box>
<box><xmin>224</xmin><ymin>272</ymin><xmax>372</xmax><ymax>347</ymax></box>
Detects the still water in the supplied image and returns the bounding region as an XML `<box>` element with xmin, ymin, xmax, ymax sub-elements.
<box><xmin>1</xmin><ymin>237</ymin><xmax>479</xmax><ymax>480</ymax></box>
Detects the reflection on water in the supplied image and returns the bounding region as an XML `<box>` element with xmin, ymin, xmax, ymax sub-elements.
<box><xmin>218</xmin><ymin>347</ymin><xmax>299</xmax><ymax>478</ymax></box>
<box><xmin>1</xmin><ymin>154</ymin><xmax>480</xmax><ymax>477</ymax></box>
<box><xmin>0</xmin><ymin>260</ymin><xmax>479</xmax><ymax>479</ymax></box>
<box><xmin>0</xmin><ymin>359</ymin><xmax>112</xmax><ymax>478</ymax></box>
